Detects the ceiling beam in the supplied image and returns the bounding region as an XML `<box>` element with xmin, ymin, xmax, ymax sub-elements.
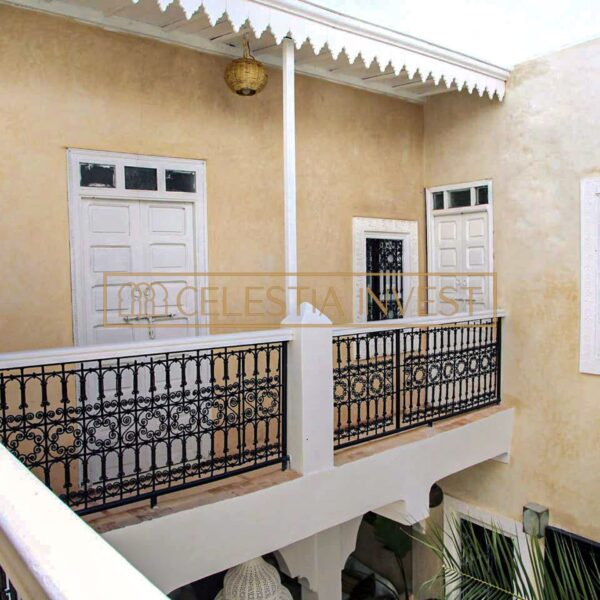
<box><xmin>210</xmin><ymin>26</ymin><xmax>251</xmax><ymax>43</ymax></box>
<box><xmin>392</xmin><ymin>79</ymin><xmax>432</xmax><ymax>90</ymax></box>
<box><xmin>361</xmin><ymin>70</ymin><xmax>403</xmax><ymax>83</ymax></box>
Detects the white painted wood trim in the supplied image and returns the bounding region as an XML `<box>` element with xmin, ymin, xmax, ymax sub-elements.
<box><xmin>0</xmin><ymin>329</ymin><xmax>294</xmax><ymax>370</ymax></box>
<box><xmin>443</xmin><ymin>495</ymin><xmax>533</xmax><ymax>600</ymax></box>
<box><xmin>333</xmin><ymin>309</ymin><xmax>505</xmax><ymax>337</ymax></box>
<box><xmin>1</xmin><ymin>0</ymin><xmax>509</xmax><ymax>101</ymax></box>
<box><xmin>67</xmin><ymin>149</ymin><xmax>209</xmax><ymax>346</ymax></box>
<box><xmin>0</xmin><ymin>444</ymin><xmax>166</xmax><ymax>599</ymax></box>
<box><xmin>425</xmin><ymin>179</ymin><xmax>495</xmax><ymax>313</ymax></box>
<box><xmin>580</xmin><ymin>178</ymin><xmax>600</xmax><ymax>374</ymax></box>
<box><xmin>282</xmin><ymin>38</ymin><xmax>298</xmax><ymax>316</ymax></box>
<box><xmin>352</xmin><ymin>217</ymin><xmax>419</xmax><ymax>322</ymax></box>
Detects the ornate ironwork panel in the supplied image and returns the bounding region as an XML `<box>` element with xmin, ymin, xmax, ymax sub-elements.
<box><xmin>366</xmin><ymin>237</ymin><xmax>404</xmax><ymax>321</ymax></box>
<box><xmin>333</xmin><ymin>318</ymin><xmax>501</xmax><ymax>449</ymax></box>
<box><xmin>0</xmin><ymin>565</ymin><xmax>19</xmax><ymax>600</ymax></box>
<box><xmin>0</xmin><ymin>342</ymin><xmax>287</xmax><ymax>515</ymax></box>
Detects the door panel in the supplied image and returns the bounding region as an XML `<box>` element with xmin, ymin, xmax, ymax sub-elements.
<box><xmin>431</xmin><ymin>211</ymin><xmax>491</xmax><ymax>314</ymax></box>
<box><xmin>462</xmin><ymin>212</ymin><xmax>490</xmax><ymax>311</ymax></box>
<box><xmin>432</xmin><ymin>214</ymin><xmax>463</xmax><ymax>314</ymax></box>
<box><xmin>79</xmin><ymin>198</ymin><xmax>202</xmax><ymax>484</ymax></box>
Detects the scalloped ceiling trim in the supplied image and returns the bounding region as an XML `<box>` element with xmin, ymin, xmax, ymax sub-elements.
<box><xmin>140</xmin><ymin>0</ymin><xmax>508</xmax><ymax>99</ymax></box>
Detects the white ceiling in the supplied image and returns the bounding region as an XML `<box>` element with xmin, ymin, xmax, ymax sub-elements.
<box><xmin>5</xmin><ymin>0</ymin><xmax>510</xmax><ymax>102</ymax></box>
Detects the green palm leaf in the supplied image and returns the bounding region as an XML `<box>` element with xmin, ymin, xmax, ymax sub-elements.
<box><xmin>415</xmin><ymin>515</ymin><xmax>599</xmax><ymax>599</ymax></box>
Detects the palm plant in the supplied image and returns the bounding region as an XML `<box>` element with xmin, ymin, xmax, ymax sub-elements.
<box><xmin>416</xmin><ymin>516</ymin><xmax>600</xmax><ymax>599</ymax></box>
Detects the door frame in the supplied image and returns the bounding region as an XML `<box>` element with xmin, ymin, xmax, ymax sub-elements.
<box><xmin>67</xmin><ymin>149</ymin><xmax>209</xmax><ymax>346</ymax></box>
<box><xmin>352</xmin><ymin>217</ymin><xmax>419</xmax><ymax>322</ymax></box>
<box><xmin>425</xmin><ymin>179</ymin><xmax>494</xmax><ymax>314</ymax></box>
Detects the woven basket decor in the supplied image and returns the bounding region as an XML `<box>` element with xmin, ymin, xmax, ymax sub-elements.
<box><xmin>224</xmin><ymin>38</ymin><xmax>268</xmax><ymax>96</ymax></box>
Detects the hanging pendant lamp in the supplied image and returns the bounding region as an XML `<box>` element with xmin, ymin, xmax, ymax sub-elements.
<box><xmin>215</xmin><ymin>557</ymin><xmax>292</xmax><ymax>600</ymax></box>
<box><xmin>224</xmin><ymin>37</ymin><xmax>268</xmax><ymax>96</ymax></box>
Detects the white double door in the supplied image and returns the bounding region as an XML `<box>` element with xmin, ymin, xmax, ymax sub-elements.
<box><xmin>78</xmin><ymin>197</ymin><xmax>204</xmax><ymax>484</ymax></box>
<box><xmin>430</xmin><ymin>210</ymin><xmax>491</xmax><ymax>315</ymax></box>
<box><xmin>80</xmin><ymin>197</ymin><xmax>199</xmax><ymax>344</ymax></box>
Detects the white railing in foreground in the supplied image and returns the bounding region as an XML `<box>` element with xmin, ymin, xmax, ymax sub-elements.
<box><xmin>0</xmin><ymin>444</ymin><xmax>167</xmax><ymax>600</ymax></box>
<box><xmin>0</xmin><ymin>328</ymin><xmax>294</xmax><ymax>369</ymax></box>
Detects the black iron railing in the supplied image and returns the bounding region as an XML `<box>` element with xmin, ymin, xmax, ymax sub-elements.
<box><xmin>0</xmin><ymin>565</ymin><xmax>19</xmax><ymax>600</ymax></box>
<box><xmin>333</xmin><ymin>318</ymin><xmax>501</xmax><ymax>449</ymax></box>
<box><xmin>0</xmin><ymin>341</ymin><xmax>287</xmax><ymax>515</ymax></box>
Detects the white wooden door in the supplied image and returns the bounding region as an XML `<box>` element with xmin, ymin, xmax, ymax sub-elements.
<box><xmin>431</xmin><ymin>211</ymin><xmax>490</xmax><ymax>314</ymax></box>
<box><xmin>78</xmin><ymin>198</ymin><xmax>201</xmax><ymax>482</ymax></box>
<box><xmin>79</xmin><ymin>199</ymin><xmax>199</xmax><ymax>344</ymax></box>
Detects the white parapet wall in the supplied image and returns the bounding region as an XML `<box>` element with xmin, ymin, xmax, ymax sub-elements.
<box><xmin>0</xmin><ymin>444</ymin><xmax>167</xmax><ymax>600</ymax></box>
<box><xmin>103</xmin><ymin>406</ymin><xmax>514</xmax><ymax>593</ymax></box>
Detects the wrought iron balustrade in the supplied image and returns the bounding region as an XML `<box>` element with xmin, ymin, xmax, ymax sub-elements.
<box><xmin>0</xmin><ymin>339</ymin><xmax>287</xmax><ymax>515</ymax></box>
<box><xmin>333</xmin><ymin>317</ymin><xmax>502</xmax><ymax>449</ymax></box>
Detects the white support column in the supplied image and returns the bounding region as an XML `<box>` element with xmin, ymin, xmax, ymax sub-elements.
<box><xmin>281</xmin><ymin>303</ymin><xmax>334</xmax><ymax>475</ymax></box>
<box><xmin>282</xmin><ymin>36</ymin><xmax>298</xmax><ymax>317</ymax></box>
<box><xmin>278</xmin><ymin>518</ymin><xmax>362</xmax><ymax>600</ymax></box>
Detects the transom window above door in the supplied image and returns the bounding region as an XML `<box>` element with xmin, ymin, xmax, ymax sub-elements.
<box><xmin>431</xmin><ymin>182</ymin><xmax>490</xmax><ymax>211</ymax></box>
<box><xmin>73</xmin><ymin>150</ymin><xmax>202</xmax><ymax>197</ymax></box>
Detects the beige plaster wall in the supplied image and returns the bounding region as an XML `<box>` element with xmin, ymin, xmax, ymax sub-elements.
<box><xmin>424</xmin><ymin>39</ymin><xmax>600</xmax><ymax>540</ymax></box>
<box><xmin>0</xmin><ymin>6</ymin><xmax>424</xmax><ymax>350</ymax></box>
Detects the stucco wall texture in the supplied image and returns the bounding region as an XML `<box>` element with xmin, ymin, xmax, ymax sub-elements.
<box><xmin>0</xmin><ymin>6</ymin><xmax>424</xmax><ymax>348</ymax></box>
<box><xmin>1</xmin><ymin>4</ymin><xmax>599</xmax><ymax>543</ymax></box>
<box><xmin>424</xmin><ymin>38</ymin><xmax>600</xmax><ymax>540</ymax></box>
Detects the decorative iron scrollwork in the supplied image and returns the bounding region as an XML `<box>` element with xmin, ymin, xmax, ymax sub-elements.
<box><xmin>0</xmin><ymin>342</ymin><xmax>287</xmax><ymax>515</ymax></box>
<box><xmin>333</xmin><ymin>319</ymin><xmax>501</xmax><ymax>448</ymax></box>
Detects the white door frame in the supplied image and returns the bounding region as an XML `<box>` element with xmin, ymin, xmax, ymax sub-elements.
<box><xmin>352</xmin><ymin>217</ymin><xmax>419</xmax><ymax>322</ymax></box>
<box><xmin>67</xmin><ymin>149</ymin><xmax>209</xmax><ymax>346</ymax></box>
<box><xmin>425</xmin><ymin>179</ymin><xmax>495</xmax><ymax>314</ymax></box>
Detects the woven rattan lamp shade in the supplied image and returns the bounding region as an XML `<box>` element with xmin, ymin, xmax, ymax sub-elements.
<box><xmin>224</xmin><ymin>38</ymin><xmax>268</xmax><ymax>96</ymax></box>
<box><xmin>215</xmin><ymin>558</ymin><xmax>292</xmax><ymax>600</ymax></box>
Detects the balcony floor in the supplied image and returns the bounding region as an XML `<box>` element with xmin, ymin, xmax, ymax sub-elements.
<box><xmin>335</xmin><ymin>404</ymin><xmax>507</xmax><ymax>465</ymax></box>
<box><xmin>85</xmin><ymin>465</ymin><xmax>301</xmax><ymax>534</ymax></box>
<box><xmin>85</xmin><ymin>405</ymin><xmax>508</xmax><ymax>534</ymax></box>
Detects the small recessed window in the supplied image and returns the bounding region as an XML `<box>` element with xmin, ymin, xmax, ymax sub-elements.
<box><xmin>476</xmin><ymin>186</ymin><xmax>489</xmax><ymax>205</ymax></box>
<box><xmin>449</xmin><ymin>189</ymin><xmax>471</xmax><ymax>208</ymax></box>
<box><xmin>125</xmin><ymin>166</ymin><xmax>157</xmax><ymax>191</ymax></box>
<box><xmin>433</xmin><ymin>192</ymin><xmax>444</xmax><ymax>210</ymax></box>
<box><xmin>80</xmin><ymin>163</ymin><xmax>115</xmax><ymax>188</ymax></box>
<box><xmin>166</xmin><ymin>170</ymin><xmax>196</xmax><ymax>193</ymax></box>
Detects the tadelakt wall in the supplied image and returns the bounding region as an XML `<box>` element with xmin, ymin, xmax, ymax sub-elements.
<box><xmin>424</xmin><ymin>38</ymin><xmax>600</xmax><ymax>540</ymax></box>
<box><xmin>0</xmin><ymin>5</ymin><xmax>424</xmax><ymax>351</ymax></box>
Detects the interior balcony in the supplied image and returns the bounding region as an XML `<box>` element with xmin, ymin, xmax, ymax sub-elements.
<box><xmin>0</xmin><ymin>305</ymin><xmax>513</xmax><ymax>595</ymax></box>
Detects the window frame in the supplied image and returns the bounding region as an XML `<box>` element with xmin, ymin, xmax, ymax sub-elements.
<box><xmin>444</xmin><ymin>496</ymin><xmax>532</xmax><ymax>600</ymax></box>
<box><xmin>580</xmin><ymin>178</ymin><xmax>600</xmax><ymax>374</ymax></box>
<box><xmin>352</xmin><ymin>217</ymin><xmax>419</xmax><ymax>323</ymax></box>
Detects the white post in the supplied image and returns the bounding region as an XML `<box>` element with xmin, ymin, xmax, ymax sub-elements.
<box><xmin>282</xmin><ymin>303</ymin><xmax>333</xmax><ymax>474</ymax></box>
<box><xmin>282</xmin><ymin>36</ymin><xmax>298</xmax><ymax>317</ymax></box>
